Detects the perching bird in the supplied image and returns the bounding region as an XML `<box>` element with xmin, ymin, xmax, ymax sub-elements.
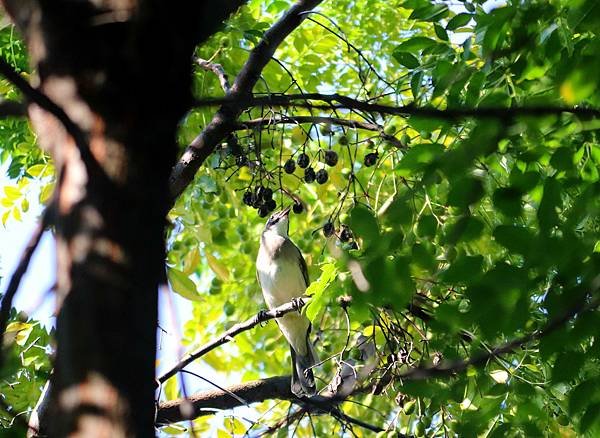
<box><xmin>256</xmin><ymin>206</ymin><xmax>317</xmax><ymax>397</ymax></box>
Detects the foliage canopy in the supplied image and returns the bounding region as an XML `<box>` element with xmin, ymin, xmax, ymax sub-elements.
<box><xmin>1</xmin><ymin>0</ymin><xmax>600</xmax><ymax>436</ymax></box>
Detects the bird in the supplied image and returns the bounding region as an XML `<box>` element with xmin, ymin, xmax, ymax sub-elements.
<box><xmin>256</xmin><ymin>206</ymin><xmax>317</xmax><ymax>397</ymax></box>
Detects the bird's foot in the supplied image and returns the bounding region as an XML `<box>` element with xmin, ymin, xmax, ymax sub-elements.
<box><xmin>256</xmin><ymin>309</ymin><xmax>271</xmax><ymax>326</ymax></box>
<box><xmin>291</xmin><ymin>297</ymin><xmax>305</xmax><ymax>312</ymax></box>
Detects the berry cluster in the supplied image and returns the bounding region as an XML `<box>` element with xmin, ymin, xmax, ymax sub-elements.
<box><xmin>242</xmin><ymin>184</ymin><xmax>305</xmax><ymax>217</ymax></box>
<box><xmin>294</xmin><ymin>149</ymin><xmax>339</xmax><ymax>185</ymax></box>
<box><xmin>242</xmin><ymin>185</ymin><xmax>276</xmax><ymax>218</ymax></box>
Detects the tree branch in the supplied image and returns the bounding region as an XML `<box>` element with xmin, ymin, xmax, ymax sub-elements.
<box><xmin>156</xmin><ymin>376</ymin><xmax>293</xmax><ymax>424</ymax></box>
<box><xmin>168</xmin><ymin>0</ymin><xmax>324</xmax><ymax>202</ymax></box>
<box><xmin>398</xmin><ymin>292</ymin><xmax>600</xmax><ymax>380</ymax></box>
<box><xmin>0</xmin><ymin>59</ymin><xmax>106</xmax><ymax>180</ymax></box>
<box><xmin>195</xmin><ymin>92</ymin><xmax>600</xmax><ymax>120</ymax></box>
<box><xmin>197</xmin><ymin>58</ymin><xmax>231</xmax><ymax>93</ymax></box>
<box><xmin>158</xmin><ymin>298</ymin><xmax>311</xmax><ymax>384</ymax></box>
<box><xmin>0</xmin><ymin>208</ymin><xmax>50</xmax><ymax>370</ymax></box>
<box><xmin>234</xmin><ymin>115</ymin><xmax>403</xmax><ymax>147</ymax></box>
<box><xmin>156</xmin><ymin>291</ymin><xmax>600</xmax><ymax>428</ymax></box>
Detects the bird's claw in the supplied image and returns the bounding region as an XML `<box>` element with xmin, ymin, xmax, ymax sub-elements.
<box><xmin>256</xmin><ymin>309</ymin><xmax>270</xmax><ymax>326</ymax></box>
<box><xmin>291</xmin><ymin>297</ymin><xmax>305</xmax><ymax>312</ymax></box>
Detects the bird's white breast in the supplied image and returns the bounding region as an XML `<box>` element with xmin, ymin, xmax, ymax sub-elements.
<box><xmin>257</xmin><ymin>237</ymin><xmax>306</xmax><ymax>309</ymax></box>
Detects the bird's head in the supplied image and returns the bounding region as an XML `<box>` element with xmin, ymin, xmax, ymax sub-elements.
<box><xmin>264</xmin><ymin>206</ymin><xmax>291</xmax><ymax>237</ymax></box>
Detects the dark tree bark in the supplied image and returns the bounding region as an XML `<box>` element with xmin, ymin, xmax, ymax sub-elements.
<box><xmin>1</xmin><ymin>1</ymin><xmax>244</xmax><ymax>436</ymax></box>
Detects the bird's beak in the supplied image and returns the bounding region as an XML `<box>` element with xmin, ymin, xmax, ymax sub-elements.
<box><xmin>281</xmin><ymin>206</ymin><xmax>291</xmax><ymax>217</ymax></box>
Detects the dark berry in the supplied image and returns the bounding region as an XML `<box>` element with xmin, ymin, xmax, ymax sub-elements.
<box><xmin>284</xmin><ymin>159</ymin><xmax>296</xmax><ymax>174</ymax></box>
<box><xmin>364</xmin><ymin>152</ymin><xmax>379</xmax><ymax>167</ymax></box>
<box><xmin>297</xmin><ymin>153</ymin><xmax>310</xmax><ymax>169</ymax></box>
<box><xmin>340</xmin><ymin>226</ymin><xmax>352</xmax><ymax>242</ymax></box>
<box><xmin>324</xmin><ymin>150</ymin><xmax>338</xmax><ymax>167</ymax></box>
<box><xmin>266</xmin><ymin>199</ymin><xmax>276</xmax><ymax>212</ymax></box>
<box><xmin>316</xmin><ymin>169</ymin><xmax>329</xmax><ymax>184</ymax></box>
<box><xmin>304</xmin><ymin>167</ymin><xmax>316</xmax><ymax>183</ymax></box>
<box><xmin>348</xmin><ymin>241</ymin><xmax>359</xmax><ymax>250</ymax></box>
<box><xmin>252</xmin><ymin>197</ymin><xmax>262</xmax><ymax>209</ymax></box>
<box><xmin>323</xmin><ymin>222</ymin><xmax>335</xmax><ymax>237</ymax></box>
<box><xmin>338</xmin><ymin>135</ymin><xmax>349</xmax><ymax>145</ymax></box>
<box><xmin>258</xmin><ymin>205</ymin><xmax>269</xmax><ymax>218</ymax></box>
<box><xmin>257</xmin><ymin>186</ymin><xmax>273</xmax><ymax>201</ymax></box>
<box><xmin>235</xmin><ymin>155</ymin><xmax>248</xmax><ymax>167</ymax></box>
<box><xmin>293</xmin><ymin>202</ymin><xmax>304</xmax><ymax>214</ymax></box>
<box><xmin>242</xmin><ymin>191</ymin><xmax>255</xmax><ymax>206</ymax></box>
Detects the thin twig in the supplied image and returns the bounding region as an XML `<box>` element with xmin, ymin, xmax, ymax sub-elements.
<box><xmin>330</xmin><ymin>407</ymin><xmax>384</xmax><ymax>433</ymax></box>
<box><xmin>0</xmin><ymin>397</ymin><xmax>38</xmax><ymax>435</ymax></box>
<box><xmin>234</xmin><ymin>115</ymin><xmax>403</xmax><ymax>147</ymax></box>
<box><xmin>158</xmin><ymin>298</ymin><xmax>311</xmax><ymax>383</ymax></box>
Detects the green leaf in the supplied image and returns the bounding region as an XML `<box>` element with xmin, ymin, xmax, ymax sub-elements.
<box><xmin>411</xmin><ymin>71</ymin><xmax>424</xmax><ymax>98</ymax></box>
<box><xmin>493</xmin><ymin>225</ymin><xmax>534</xmax><ymax>255</ymax></box>
<box><xmin>492</xmin><ymin>187</ymin><xmax>522</xmax><ymax>217</ymax></box>
<box><xmin>446</xmin><ymin>177</ymin><xmax>484</xmax><ymax>209</ymax></box>
<box><xmin>441</xmin><ymin>255</ymin><xmax>483</xmax><ymax>284</ymax></box>
<box><xmin>443</xmin><ymin>216</ymin><xmax>484</xmax><ymax>244</ymax></box>
<box><xmin>446</xmin><ymin>13</ymin><xmax>472</xmax><ymax>31</ymax></box>
<box><xmin>198</xmin><ymin>175</ymin><xmax>217</xmax><ymax>193</ymax></box>
<box><xmin>26</xmin><ymin>164</ymin><xmax>48</xmax><ymax>178</ymax></box>
<box><xmin>3</xmin><ymin>186</ymin><xmax>20</xmax><ymax>200</ymax></box>
<box><xmin>538</xmin><ymin>178</ymin><xmax>562</xmax><ymax>233</ymax></box>
<box><xmin>552</xmin><ymin>351</ymin><xmax>584</xmax><ymax>383</ymax></box>
<box><xmin>395</xmin><ymin>37</ymin><xmax>437</xmax><ymax>53</ymax></box>
<box><xmin>409</xmin><ymin>4</ymin><xmax>448</xmax><ymax>22</ymax></box>
<box><xmin>580</xmin><ymin>403</ymin><xmax>600</xmax><ymax>434</ymax></box>
<box><xmin>416</xmin><ymin>214</ymin><xmax>437</xmax><ymax>238</ymax></box>
<box><xmin>396</xmin><ymin>143</ymin><xmax>444</xmax><ymax>176</ymax></box>
<box><xmin>434</xmin><ymin>23</ymin><xmax>449</xmax><ymax>41</ymax></box>
<box><xmin>392</xmin><ymin>51</ymin><xmax>420</xmax><ymax>69</ymax></box>
<box><xmin>167</xmin><ymin>268</ymin><xmax>201</xmax><ymax>301</ymax></box>
<box><xmin>304</xmin><ymin>263</ymin><xmax>338</xmax><ymax>322</ymax></box>
<box><xmin>348</xmin><ymin>205</ymin><xmax>379</xmax><ymax>246</ymax></box>
<box><xmin>569</xmin><ymin>379</ymin><xmax>600</xmax><ymax>415</ymax></box>
<box><xmin>407</xmin><ymin>115</ymin><xmax>450</xmax><ymax>133</ymax></box>
<box><xmin>550</xmin><ymin>147</ymin><xmax>574</xmax><ymax>171</ymax></box>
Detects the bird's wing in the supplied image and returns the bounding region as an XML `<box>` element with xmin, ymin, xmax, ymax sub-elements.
<box><xmin>256</xmin><ymin>268</ymin><xmax>262</xmax><ymax>289</ymax></box>
<box><xmin>283</xmin><ymin>238</ymin><xmax>309</xmax><ymax>288</ymax></box>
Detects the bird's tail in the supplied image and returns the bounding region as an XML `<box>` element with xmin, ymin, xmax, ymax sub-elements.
<box><xmin>290</xmin><ymin>335</ymin><xmax>318</xmax><ymax>397</ymax></box>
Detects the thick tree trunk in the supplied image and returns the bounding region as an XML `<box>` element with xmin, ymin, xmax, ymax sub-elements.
<box><xmin>1</xmin><ymin>1</ymin><xmax>244</xmax><ymax>435</ymax></box>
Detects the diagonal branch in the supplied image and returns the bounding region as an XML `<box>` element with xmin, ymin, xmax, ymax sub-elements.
<box><xmin>0</xmin><ymin>207</ymin><xmax>51</xmax><ymax>370</ymax></box>
<box><xmin>168</xmin><ymin>0</ymin><xmax>324</xmax><ymax>202</ymax></box>
<box><xmin>397</xmin><ymin>292</ymin><xmax>600</xmax><ymax>380</ymax></box>
<box><xmin>158</xmin><ymin>298</ymin><xmax>311</xmax><ymax>384</ymax></box>
<box><xmin>0</xmin><ymin>59</ymin><xmax>106</xmax><ymax>180</ymax></box>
